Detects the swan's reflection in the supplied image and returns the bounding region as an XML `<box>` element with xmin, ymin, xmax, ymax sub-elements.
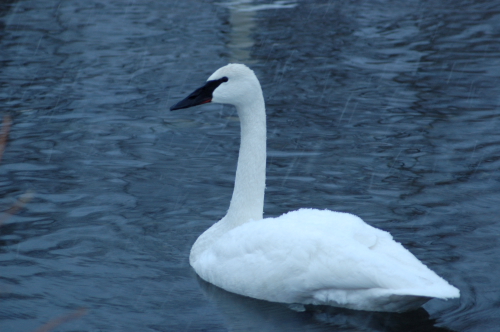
<box><xmin>196</xmin><ymin>276</ymin><xmax>455</xmax><ymax>332</ymax></box>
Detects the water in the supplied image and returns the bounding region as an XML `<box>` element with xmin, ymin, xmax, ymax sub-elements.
<box><xmin>1</xmin><ymin>0</ymin><xmax>499</xmax><ymax>331</ymax></box>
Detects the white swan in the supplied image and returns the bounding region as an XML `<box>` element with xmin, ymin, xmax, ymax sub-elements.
<box><xmin>170</xmin><ymin>64</ymin><xmax>459</xmax><ymax>312</ymax></box>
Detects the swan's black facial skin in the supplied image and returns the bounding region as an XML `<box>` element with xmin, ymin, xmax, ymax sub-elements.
<box><xmin>170</xmin><ymin>77</ymin><xmax>228</xmax><ymax>111</ymax></box>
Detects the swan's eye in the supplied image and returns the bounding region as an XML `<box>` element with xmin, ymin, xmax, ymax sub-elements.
<box><xmin>221</xmin><ymin>77</ymin><xmax>228</xmax><ymax>82</ymax></box>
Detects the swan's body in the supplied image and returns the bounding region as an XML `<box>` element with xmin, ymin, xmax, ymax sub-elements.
<box><xmin>170</xmin><ymin>64</ymin><xmax>459</xmax><ymax>312</ymax></box>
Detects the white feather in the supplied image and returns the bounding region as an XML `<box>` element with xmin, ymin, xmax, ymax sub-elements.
<box><xmin>178</xmin><ymin>64</ymin><xmax>459</xmax><ymax>312</ymax></box>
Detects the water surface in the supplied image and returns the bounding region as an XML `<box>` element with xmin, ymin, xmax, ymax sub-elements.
<box><xmin>1</xmin><ymin>0</ymin><xmax>499</xmax><ymax>331</ymax></box>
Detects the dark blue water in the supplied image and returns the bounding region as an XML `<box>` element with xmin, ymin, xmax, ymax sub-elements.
<box><xmin>1</xmin><ymin>0</ymin><xmax>499</xmax><ymax>331</ymax></box>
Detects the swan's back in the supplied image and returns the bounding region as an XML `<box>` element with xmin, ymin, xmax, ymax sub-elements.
<box><xmin>191</xmin><ymin>209</ymin><xmax>459</xmax><ymax>312</ymax></box>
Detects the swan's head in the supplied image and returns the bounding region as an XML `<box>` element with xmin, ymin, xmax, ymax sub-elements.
<box><xmin>170</xmin><ymin>64</ymin><xmax>261</xmax><ymax>110</ymax></box>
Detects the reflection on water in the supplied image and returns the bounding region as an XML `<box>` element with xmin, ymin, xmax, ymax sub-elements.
<box><xmin>1</xmin><ymin>0</ymin><xmax>499</xmax><ymax>331</ymax></box>
<box><xmin>221</xmin><ymin>0</ymin><xmax>297</xmax><ymax>63</ymax></box>
<box><xmin>197</xmin><ymin>276</ymin><xmax>454</xmax><ymax>332</ymax></box>
<box><xmin>224</xmin><ymin>0</ymin><xmax>258</xmax><ymax>63</ymax></box>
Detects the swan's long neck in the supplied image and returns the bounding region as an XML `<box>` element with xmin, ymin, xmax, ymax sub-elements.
<box><xmin>224</xmin><ymin>96</ymin><xmax>266</xmax><ymax>227</ymax></box>
<box><xmin>190</xmin><ymin>69</ymin><xmax>267</xmax><ymax>264</ymax></box>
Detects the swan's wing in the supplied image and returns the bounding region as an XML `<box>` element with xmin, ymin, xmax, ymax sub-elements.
<box><xmin>193</xmin><ymin>209</ymin><xmax>458</xmax><ymax>304</ymax></box>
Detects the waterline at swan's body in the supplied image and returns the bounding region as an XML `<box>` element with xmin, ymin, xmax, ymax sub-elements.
<box><xmin>170</xmin><ymin>63</ymin><xmax>459</xmax><ymax>312</ymax></box>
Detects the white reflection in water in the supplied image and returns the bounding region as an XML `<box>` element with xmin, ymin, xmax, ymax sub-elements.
<box><xmin>219</xmin><ymin>0</ymin><xmax>297</xmax><ymax>63</ymax></box>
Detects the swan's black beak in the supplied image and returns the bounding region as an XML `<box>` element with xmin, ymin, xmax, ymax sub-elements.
<box><xmin>170</xmin><ymin>77</ymin><xmax>228</xmax><ymax>111</ymax></box>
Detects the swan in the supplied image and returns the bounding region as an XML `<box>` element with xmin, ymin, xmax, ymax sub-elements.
<box><xmin>170</xmin><ymin>64</ymin><xmax>460</xmax><ymax>312</ymax></box>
